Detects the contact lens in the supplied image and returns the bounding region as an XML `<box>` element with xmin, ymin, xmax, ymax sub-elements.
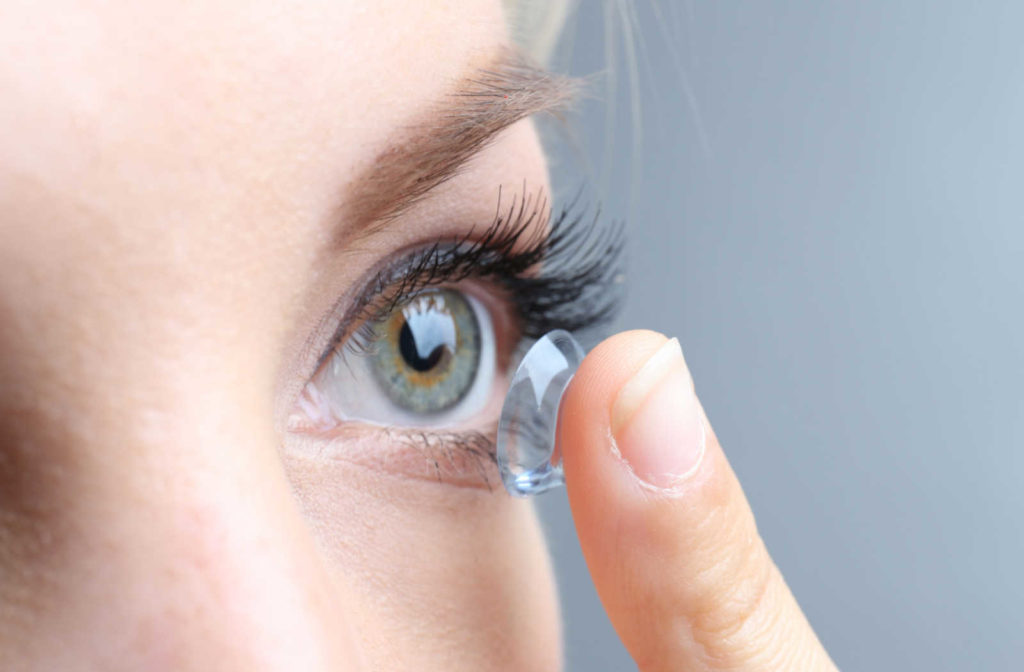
<box><xmin>497</xmin><ymin>329</ymin><xmax>585</xmax><ymax>497</ymax></box>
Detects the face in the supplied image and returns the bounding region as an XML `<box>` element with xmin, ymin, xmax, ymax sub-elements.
<box><xmin>0</xmin><ymin>1</ymin><xmax>602</xmax><ymax>669</ymax></box>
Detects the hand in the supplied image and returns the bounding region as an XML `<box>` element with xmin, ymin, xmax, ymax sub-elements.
<box><xmin>560</xmin><ymin>330</ymin><xmax>838</xmax><ymax>671</ymax></box>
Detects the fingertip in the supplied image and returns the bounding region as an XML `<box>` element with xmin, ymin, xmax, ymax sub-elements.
<box><xmin>557</xmin><ymin>329</ymin><xmax>674</xmax><ymax>557</ymax></box>
<box><xmin>560</xmin><ymin>329</ymin><xmax>671</xmax><ymax>446</ymax></box>
<box><xmin>560</xmin><ymin>329</ymin><xmax>702</xmax><ymax>492</ymax></box>
<box><xmin>556</xmin><ymin>330</ymin><xmax>836</xmax><ymax>672</ymax></box>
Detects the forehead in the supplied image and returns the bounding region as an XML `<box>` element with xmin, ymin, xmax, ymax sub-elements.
<box><xmin>0</xmin><ymin>0</ymin><xmax>510</xmax><ymax>234</ymax></box>
<box><xmin>0</xmin><ymin>0</ymin><xmax>552</xmax><ymax>403</ymax></box>
<box><xmin>0</xmin><ymin>0</ymin><xmax>519</xmax><ymax>311</ymax></box>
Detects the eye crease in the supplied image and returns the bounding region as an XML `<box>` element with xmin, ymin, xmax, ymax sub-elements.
<box><xmin>290</xmin><ymin>188</ymin><xmax>625</xmax><ymax>486</ymax></box>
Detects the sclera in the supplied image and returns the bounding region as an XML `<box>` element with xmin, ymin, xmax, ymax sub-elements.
<box><xmin>496</xmin><ymin>329</ymin><xmax>585</xmax><ymax>497</ymax></box>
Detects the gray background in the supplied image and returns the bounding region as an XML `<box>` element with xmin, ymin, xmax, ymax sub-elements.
<box><xmin>537</xmin><ymin>3</ymin><xmax>1024</xmax><ymax>670</ymax></box>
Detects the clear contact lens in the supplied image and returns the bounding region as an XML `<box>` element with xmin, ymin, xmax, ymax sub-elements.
<box><xmin>497</xmin><ymin>329</ymin><xmax>585</xmax><ymax>497</ymax></box>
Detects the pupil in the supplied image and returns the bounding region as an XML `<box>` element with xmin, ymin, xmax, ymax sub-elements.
<box><xmin>367</xmin><ymin>289</ymin><xmax>480</xmax><ymax>415</ymax></box>
<box><xmin>399</xmin><ymin>319</ymin><xmax>448</xmax><ymax>372</ymax></box>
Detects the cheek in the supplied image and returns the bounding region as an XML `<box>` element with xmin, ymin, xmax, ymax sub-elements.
<box><xmin>283</xmin><ymin>453</ymin><xmax>562</xmax><ymax>671</ymax></box>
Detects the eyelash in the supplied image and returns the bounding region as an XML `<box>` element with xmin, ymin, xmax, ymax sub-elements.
<box><xmin>308</xmin><ymin>187</ymin><xmax>624</xmax><ymax>487</ymax></box>
<box><xmin>323</xmin><ymin>186</ymin><xmax>626</xmax><ymax>366</ymax></box>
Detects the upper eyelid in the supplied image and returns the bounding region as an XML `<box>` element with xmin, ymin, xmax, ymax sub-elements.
<box><xmin>313</xmin><ymin>187</ymin><xmax>552</xmax><ymax>369</ymax></box>
<box><xmin>335</xmin><ymin>49</ymin><xmax>578</xmax><ymax>248</ymax></box>
<box><xmin>309</xmin><ymin>185</ymin><xmax>624</xmax><ymax>388</ymax></box>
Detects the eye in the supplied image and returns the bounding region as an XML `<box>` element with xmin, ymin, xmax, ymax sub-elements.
<box><xmin>368</xmin><ymin>288</ymin><xmax>481</xmax><ymax>414</ymax></box>
<box><xmin>289</xmin><ymin>192</ymin><xmax>625</xmax><ymax>448</ymax></box>
<box><xmin>297</xmin><ymin>287</ymin><xmax>500</xmax><ymax>431</ymax></box>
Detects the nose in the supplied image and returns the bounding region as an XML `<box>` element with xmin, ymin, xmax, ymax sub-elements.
<box><xmin>0</xmin><ymin>388</ymin><xmax>362</xmax><ymax>671</ymax></box>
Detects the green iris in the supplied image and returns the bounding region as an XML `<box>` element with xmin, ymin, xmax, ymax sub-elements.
<box><xmin>368</xmin><ymin>288</ymin><xmax>481</xmax><ymax>415</ymax></box>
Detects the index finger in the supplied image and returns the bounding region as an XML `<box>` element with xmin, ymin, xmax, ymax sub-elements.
<box><xmin>559</xmin><ymin>330</ymin><xmax>837</xmax><ymax>672</ymax></box>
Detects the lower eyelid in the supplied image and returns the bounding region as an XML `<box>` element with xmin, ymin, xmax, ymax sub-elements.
<box><xmin>286</xmin><ymin>422</ymin><xmax>502</xmax><ymax>492</ymax></box>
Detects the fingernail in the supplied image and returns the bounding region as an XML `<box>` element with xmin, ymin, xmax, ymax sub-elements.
<box><xmin>610</xmin><ymin>337</ymin><xmax>705</xmax><ymax>488</ymax></box>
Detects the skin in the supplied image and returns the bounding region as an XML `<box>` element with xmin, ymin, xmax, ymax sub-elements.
<box><xmin>0</xmin><ymin>1</ymin><xmax>838</xmax><ymax>670</ymax></box>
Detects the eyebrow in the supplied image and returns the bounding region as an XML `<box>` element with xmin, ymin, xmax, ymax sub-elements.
<box><xmin>340</xmin><ymin>48</ymin><xmax>577</xmax><ymax>242</ymax></box>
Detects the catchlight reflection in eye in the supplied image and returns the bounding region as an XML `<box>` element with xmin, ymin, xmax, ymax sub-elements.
<box><xmin>370</xmin><ymin>290</ymin><xmax>481</xmax><ymax>414</ymax></box>
<box><xmin>301</xmin><ymin>288</ymin><xmax>496</xmax><ymax>429</ymax></box>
